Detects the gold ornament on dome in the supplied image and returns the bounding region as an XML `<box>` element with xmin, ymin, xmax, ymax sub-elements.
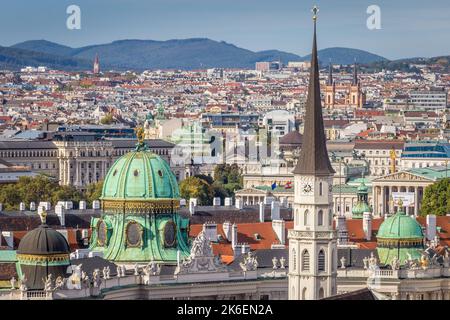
<box><xmin>17</xmin><ymin>253</ymin><xmax>70</xmax><ymax>263</ymax></box>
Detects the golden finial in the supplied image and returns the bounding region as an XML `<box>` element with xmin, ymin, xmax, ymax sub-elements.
<box><xmin>390</xmin><ymin>147</ymin><xmax>397</xmax><ymax>174</ymax></box>
<box><xmin>135</xmin><ymin>126</ymin><xmax>145</xmax><ymax>144</ymax></box>
<box><xmin>39</xmin><ymin>209</ymin><xmax>47</xmax><ymax>224</ymax></box>
<box><xmin>312</xmin><ymin>5</ymin><xmax>319</xmax><ymax>21</ymax></box>
<box><xmin>398</xmin><ymin>198</ymin><xmax>403</xmax><ymax>208</ymax></box>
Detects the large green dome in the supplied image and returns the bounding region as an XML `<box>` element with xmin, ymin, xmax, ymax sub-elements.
<box><xmin>101</xmin><ymin>148</ymin><xmax>180</xmax><ymax>205</ymax></box>
<box><xmin>90</xmin><ymin>139</ymin><xmax>190</xmax><ymax>264</ymax></box>
<box><xmin>376</xmin><ymin>208</ymin><xmax>424</xmax><ymax>266</ymax></box>
<box><xmin>377</xmin><ymin>212</ymin><xmax>423</xmax><ymax>239</ymax></box>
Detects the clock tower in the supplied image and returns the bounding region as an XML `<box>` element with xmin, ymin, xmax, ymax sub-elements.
<box><xmin>288</xmin><ymin>6</ymin><xmax>337</xmax><ymax>300</ymax></box>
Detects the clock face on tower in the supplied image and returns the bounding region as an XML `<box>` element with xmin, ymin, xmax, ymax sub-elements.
<box><xmin>303</xmin><ymin>183</ymin><xmax>313</xmax><ymax>194</ymax></box>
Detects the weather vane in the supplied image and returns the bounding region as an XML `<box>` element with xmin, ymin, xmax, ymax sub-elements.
<box><xmin>312</xmin><ymin>5</ymin><xmax>319</xmax><ymax>21</ymax></box>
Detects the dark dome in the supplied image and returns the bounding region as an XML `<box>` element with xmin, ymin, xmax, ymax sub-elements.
<box><xmin>17</xmin><ymin>224</ymin><xmax>70</xmax><ymax>255</ymax></box>
<box><xmin>280</xmin><ymin>131</ymin><xmax>303</xmax><ymax>146</ymax></box>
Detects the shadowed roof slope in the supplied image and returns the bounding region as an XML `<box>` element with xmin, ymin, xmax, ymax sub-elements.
<box><xmin>293</xmin><ymin>18</ymin><xmax>334</xmax><ymax>176</ymax></box>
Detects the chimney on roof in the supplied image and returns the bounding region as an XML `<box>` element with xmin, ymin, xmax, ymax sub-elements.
<box><xmin>224</xmin><ymin>197</ymin><xmax>232</xmax><ymax>206</ymax></box>
<box><xmin>235</xmin><ymin>198</ymin><xmax>243</xmax><ymax>210</ymax></box>
<box><xmin>29</xmin><ymin>202</ymin><xmax>36</xmax><ymax>211</ymax></box>
<box><xmin>271</xmin><ymin>201</ymin><xmax>280</xmax><ymax>221</ymax></box>
<box><xmin>189</xmin><ymin>198</ymin><xmax>197</xmax><ymax>215</ymax></box>
<box><xmin>92</xmin><ymin>200</ymin><xmax>100</xmax><ymax>210</ymax></box>
<box><xmin>55</xmin><ymin>204</ymin><xmax>65</xmax><ymax>226</ymax></box>
<box><xmin>180</xmin><ymin>199</ymin><xmax>186</xmax><ymax>207</ymax></box>
<box><xmin>259</xmin><ymin>202</ymin><xmax>265</xmax><ymax>223</ymax></box>
<box><xmin>336</xmin><ymin>215</ymin><xmax>348</xmax><ymax>245</ymax></box>
<box><xmin>0</xmin><ymin>203</ymin><xmax>2</xmax><ymax>212</ymax></box>
<box><xmin>19</xmin><ymin>202</ymin><xmax>26</xmax><ymax>211</ymax></box>
<box><xmin>222</xmin><ymin>221</ymin><xmax>232</xmax><ymax>241</ymax></box>
<box><xmin>272</xmin><ymin>219</ymin><xmax>286</xmax><ymax>245</ymax></box>
<box><xmin>241</xmin><ymin>244</ymin><xmax>250</xmax><ymax>255</ymax></box>
<box><xmin>202</xmin><ymin>222</ymin><xmax>218</xmax><ymax>242</ymax></box>
<box><xmin>363</xmin><ymin>212</ymin><xmax>372</xmax><ymax>241</ymax></box>
<box><xmin>231</xmin><ymin>223</ymin><xmax>238</xmax><ymax>249</ymax></box>
<box><xmin>79</xmin><ymin>200</ymin><xmax>87</xmax><ymax>210</ymax></box>
<box><xmin>213</xmin><ymin>197</ymin><xmax>221</xmax><ymax>207</ymax></box>
<box><xmin>426</xmin><ymin>214</ymin><xmax>436</xmax><ymax>241</ymax></box>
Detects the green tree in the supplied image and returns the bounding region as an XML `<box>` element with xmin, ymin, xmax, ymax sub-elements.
<box><xmin>51</xmin><ymin>185</ymin><xmax>84</xmax><ymax>206</ymax></box>
<box><xmin>100</xmin><ymin>113</ymin><xmax>114</xmax><ymax>125</ymax></box>
<box><xmin>421</xmin><ymin>178</ymin><xmax>450</xmax><ymax>216</ymax></box>
<box><xmin>213</xmin><ymin>164</ymin><xmax>243</xmax><ymax>197</ymax></box>
<box><xmin>179</xmin><ymin>177</ymin><xmax>213</xmax><ymax>206</ymax></box>
<box><xmin>85</xmin><ymin>180</ymin><xmax>104</xmax><ymax>205</ymax></box>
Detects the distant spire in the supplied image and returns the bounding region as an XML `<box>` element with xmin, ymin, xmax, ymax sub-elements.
<box><xmin>293</xmin><ymin>6</ymin><xmax>334</xmax><ymax>176</ymax></box>
<box><xmin>93</xmin><ymin>53</ymin><xmax>100</xmax><ymax>74</ymax></box>
<box><xmin>328</xmin><ymin>59</ymin><xmax>333</xmax><ymax>85</ymax></box>
<box><xmin>352</xmin><ymin>59</ymin><xmax>358</xmax><ymax>85</ymax></box>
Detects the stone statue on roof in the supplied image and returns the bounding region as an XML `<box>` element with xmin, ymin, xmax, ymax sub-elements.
<box><xmin>279</xmin><ymin>257</ymin><xmax>286</xmax><ymax>269</ymax></box>
<box><xmin>391</xmin><ymin>256</ymin><xmax>400</xmax><ymax>270</ymax></box>
<box><xmin>43</xmin><ymin>274</ymin><xmax>54</xmax><ymax>292</ymax></box>
<box><xmin>10</xmin><ymin>277</ymin><xmax>16</xmax><ymax>290</ymax></box>
<box><xmin>272</xmin><ymin>257</ymin><xmax>278</xmax><ymax>269</ymax></box>
<box><xmin>240</xmin><ymin>251</ymin><xmax>258</xmax><ymax>272</ymax></box>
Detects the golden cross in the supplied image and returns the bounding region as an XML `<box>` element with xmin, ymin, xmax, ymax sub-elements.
<box><xmin>312</xmin><ymin>5</ymin><xmax>319</xmax><ymax>21</ymax></box>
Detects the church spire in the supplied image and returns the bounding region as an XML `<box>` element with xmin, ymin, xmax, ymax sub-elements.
<box><xmin>352</xmin><ymin>59</ymin><xmax>358</xmax><ymax>85</ymax></box>
<box><xmin>293</xmin><ymin>7</ymin><xmax>334</xmax><ymax>176</ymax></box>
<box><xmin>328</xmin><ymin>59</ymin><xmax>333</xmax><ymax>85</ymax></box>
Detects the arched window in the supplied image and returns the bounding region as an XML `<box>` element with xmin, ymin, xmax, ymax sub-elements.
<box><xmin>318</xmin><ymin>250</ymin><xmax>325</xmax><ymax>272</ymax></box>
<box><xmin>319</xmin><ymin>182</ymin><xmax>323</xmax><ymax>196</ymax></box>
<box><xmin>302</xmin><ymin>250</ymin><xmax>310</xmax><ymax>271</ymax></box>
<box><xmin>319</xmin><ymin>288</ymin><xmax>324</xmax><ymax>299</ymax></box>
<box><xmin>302</xmin><ymin>287</ymin><xmax>307</xmax><ymax>300</ymax></box>
<box><xmin>304</xmin><ymin>210</ymin><xmax>309</xmax><ymax>226</ymax></box>
<box><xmin>318</xmin><ymin>210</ymin><xmax>323</xmax><ymax>226</ymax></box>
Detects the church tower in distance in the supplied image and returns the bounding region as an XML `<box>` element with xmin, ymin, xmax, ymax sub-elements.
<box><xmin>288</xmin><ymin>6</ymin><xmax>338</xmax><ymax>300</ymax></box>
<box><xmin>93</xmin><ymin>54</ymin><xmax>100</xmax><ymax>74</ymax></box>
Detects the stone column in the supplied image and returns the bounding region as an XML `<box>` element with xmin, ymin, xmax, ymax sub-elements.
<box><xmin>381</xmin><ymin>186</ymin><xmax>386</xmax><ymax>216</ymax></box>
<box><xmin>414</xmin><ymin>186</ymin><xmax>419</xmax><ymax>217</ymax></box>
<box><xmin>372</xmin><ymin>186</ymin><xmax>377</xmax><ymax>216</ymax></box>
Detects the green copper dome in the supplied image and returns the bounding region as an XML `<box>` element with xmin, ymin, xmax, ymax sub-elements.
<box><xmin>377</xmin><ymin>210</ymin><xmax>423</xmax><ymax>239</ymax></box>
<box><xmin>90</xmin><ymin>139</ymin><xmax>190</xmax><ymax>264</ymax></box>
<box><xmin>352</xmin><ymin>179</ymin><xmax>371</xmax><ymax>219</ymax></box>
<box><xmin>351</xmin><ymin>202</ymin><xmax>371</xmax><ymax>217</ymax></box>
<box><xmin>101</xmin><ymin>148</ymin><xmax>180</xmax><ymax>202</ymax></box>
<box><xmin>376</xmin><ymin>208</ymin><xmax>424</xmax><ymax>266</ymax></box>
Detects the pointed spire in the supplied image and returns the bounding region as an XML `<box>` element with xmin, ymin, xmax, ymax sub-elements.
<box><xmin>293</xmin><ymin>6</ymin><xmax>334</xmax><ymax>176</ymax></box>
<box><xmin>352</xmin><ymin>59</ymin><xmax>358</xmax><ymax>85</ymax></box>
<box><xmin>328</xmin><ymin>59</ymin><xmax>333</xmax><ymax>85</ymax></box>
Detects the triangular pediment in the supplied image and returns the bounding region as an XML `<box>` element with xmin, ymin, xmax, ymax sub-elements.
<box><xmin>372</xmin><ymin>171</ymin><xmax>434</xmax><ymax>183</ymax></box>
<box><xmin>235</xmin><ymin>187</ymin><xmax>270</xmax><ymax>195</ymax></box>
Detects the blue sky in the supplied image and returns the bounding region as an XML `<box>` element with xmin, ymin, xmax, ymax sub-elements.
<box><xmin>0</xmin><ymin>0</ymin><xmax>449</xmax><ymax>59</ymax></box>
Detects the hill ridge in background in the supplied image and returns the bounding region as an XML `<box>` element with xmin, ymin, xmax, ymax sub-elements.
<box><xmin>6</xmin><ymin>38</ymin><xmax>390</xmax><ymax>71</ymax></box>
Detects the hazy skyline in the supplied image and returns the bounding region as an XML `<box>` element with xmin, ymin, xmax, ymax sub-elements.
<box><xmin>1</xmin><ymin>0</ymin><xmax>449</xmax><ymax>60</ymax></box>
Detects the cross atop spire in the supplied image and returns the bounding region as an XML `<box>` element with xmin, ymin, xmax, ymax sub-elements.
<box><xmin>293</xmin><ymin>6</ymin><xmax>334</xmax><ymax>176</ymax></box>
<box><xmin>312</xmin><ymin>5</ymin><xmax>319</xmax><ymax>21</ymax></box>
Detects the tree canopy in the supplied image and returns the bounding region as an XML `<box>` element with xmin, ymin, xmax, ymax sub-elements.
<box><xmin>179</xmin><ymin>176</ymin><xmax>213</xmax><ymax>206</ymax></box>
<box><xmin>0</xmin><ymin>175</ymin><xmax>102</xmax><ymax>210</ymax></box>
<box><xmin>420</xmin><ymin>178</ymin><xmax>450</xmax><ymax>216</ymax></box>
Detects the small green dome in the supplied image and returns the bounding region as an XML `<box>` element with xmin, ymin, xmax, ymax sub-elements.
<box><xmin>357</xmin><ymin>182</ymin><xmax>368</xmax><ymax>193</ymax></box>
<box><xmin>377</xmin><ymin>210</ymin><xmax>423</xmax><ymax>240</ymax></box>
<box><xmin>101</xmin><ymin>148</ymin><xmax>179</xmax><ymax>201</ymax></box>
<box><xmin>352</xmin><ymin>202</ymin><xmax>371</xmax><ymax>217</ymax></box>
